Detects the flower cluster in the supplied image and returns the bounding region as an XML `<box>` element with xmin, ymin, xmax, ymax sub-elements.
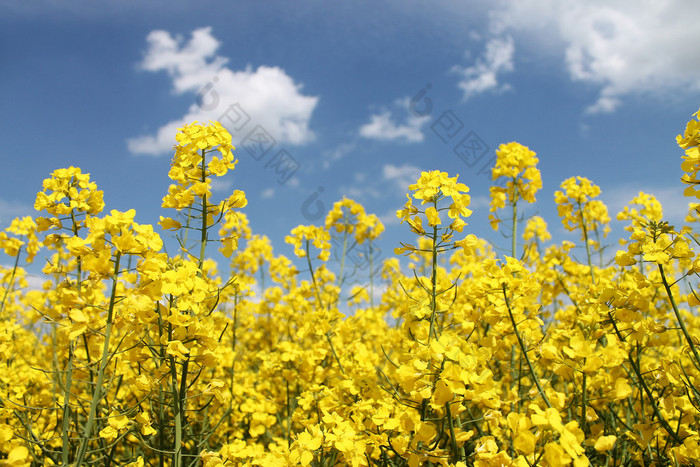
<box><xmin>161</xmin><ymin>121</ymin><xmax>246</xmax><ymax>230</ymax></box>
<box><xmin>1</xmin><ymin>112</ymin><xmax>700</xmax><ymax>467</ymax></box>
<box><xmin>489</xmin><ymin>141</ymin><xmax>542</xmax><ymax>214</ymax></box>
<box><xmin>285</xmin><ymin>224</ymin><xmax>332</xmax><ymax>261</ymax></box>
<box><xmin>679</xmin><ymin>107</ymin><xmax>700</xmax><ymax>197</ymax></box>
<box><xmin>554</xmin><ymin>176</ymin><xmax>611</xmax><ymax>241</ymax></box>
<box><xmin>395</xmin><ymin>170</ymin><xmax>477</xmax><ymax>256</ymax></box>
<box><xmin>34</xmin><ymin>166</ymin><xmax>104</xmax><ymax>217</ymax></box>
<box><xmin>487</xmin><ymin>141</ymin><xmax>543</xmax><ymax>259</ymax></box>
<box><xmin>325</xmin><ymin>197</ymin><xmax>384</xmax><ymax>244</ymax></box>
<box><xmin>159</xmin><ymin>121</ymin><xmax>247</xmax><ymax>261</ymax></box>
<box><xmin>162</xmin><ymin>121</ymin><xmax>237</xmax><ymax>210</ymax></box>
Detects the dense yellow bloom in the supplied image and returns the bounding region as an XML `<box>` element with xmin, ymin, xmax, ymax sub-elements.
<box><xmin>161</xmin><ymin>121</ymin><xmax>247</xmax><ymax>261</ymax></box>
<box><xmin>679</xmin><ymin>108</ymin><xmax>700</xmax><ymax>197</ymax></box>
<box><xmin>34</xmin><ymin>166</ymin><xmax>104</xmax><ymax>217</ymax></box>
<box><xmin>285</xmin><ymin>224</ymin><xmax>331</xmax><ymax>261</ymax></box>
<box><xmin>98</xmin><ymin>412</ymin><xmax>130</xmax><ymax>442</ymax></box>
<box><xmin>489</xmin><ymin>142</ymin><xmax>542</xmax><ymax>216</ymax></box>
<box><xmin>0</xmin><ymin>217</ymin><xmax>40</xmax><ymax>263</ymax></box>
<box><xmin>325</xmin><ymin>197</ymin><xmax>384</xmax><ymax>244</ymax></box>
<box><xmin>4</xmin><ymin>117</ymin><xmax>700</xmax><ymax>467</ymax></box>
<box><xmin>409</xmin><ymin>170</ymin><xmax>468</xmax><ymax>203</ymax></box>
<box><xmin>622</xmin><ymin>220</ymin><xmax>695</xmax><ymax>268</ymax></box>
<box><xmin>617</xmin><ymin>191</ymin><xmax>663</xmax><ymax>248</ymax></box>
<box><xmin>554</xmin><ymin>176</ymin><xmax>610</xmax><ymax>240</ymax></box>
<box><xmin>522</xmin><ymin>216</ymin><xmax>549</xmax><ymax>244</ymax></box>
<box><xmin>162</xmin><ymin>121</ymin><xmax>240</xmax><ymax>211</ymax></box>
<box><xmin>397</xmin><ymin>170</ymin><xmax>474</xmax><ymax>251</ymax></box>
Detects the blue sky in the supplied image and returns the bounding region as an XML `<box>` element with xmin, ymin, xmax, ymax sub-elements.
<box><xmin>2</xmin><ymin>0</ymin><xmax>700</xmax><ymax>280</ymax></box>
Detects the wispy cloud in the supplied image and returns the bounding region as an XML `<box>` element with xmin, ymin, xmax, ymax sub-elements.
<box><xmin>359</xmin><ymin>97</ymin><xmax>430</xmax><ymax>143</ymax></box>
<box><xmin>453</xmin><ymin>36</ymin><xmax>515</xmax><ymax>101</ymax></box>
<box><xmin>128</xmin><ymin>27</ymin><xmax>319</xmax><ymax>156</ymax></box>
<box><xmin>342</xmin><ymin>172</ymin><xmax>382</xmax><ymax>200</ymax></box>
<box><xmin>490</xmin><ymin>0</ymin><xmax>700</xmax><ymax>113</ymax></box>
<box><xmin>602</xmin><ymin>184</ymin><xmax>689</xmax><ymax>225</ymax></box>
<box><xmin>321</xmin><ymin>142</ymin><xmax>357</xmax><ymax>169</ymax></box>
<box><xmin>335</xmin><ymin>165</ymin><xmax>421</xmax><ymax>213</ymax></box>
<box><xmin>210</xmin><ymin>178</ymin><xmax>232</xmax><ymax>193</ymax></box>
<box><xmin>0</xmin><ymin>199</ymin><xmax>34</xmax><ymax>227</ymax></box>
<box><xmin>382</xmin><ymin>163</ymin><xmax>421</xmax><ymax>194</ymax></box>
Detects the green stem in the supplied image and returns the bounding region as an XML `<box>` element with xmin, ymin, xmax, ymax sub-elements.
<box><xmin>577</xmin><ymin>200</ymin><xmax>596</xmax><ymax>284</ymax></box>
<box><xmin>427</xmin><ymin>221</ymin><xmax>439</xmax><ymax>343</ymax></box>
<box><xmin>75</xmin><ymin>252</ymin><xmax>122</xmax><ymax>466</ymax></box>
<box><xmin>199</xmin><ymin>149</ymin><xmax>208</xmax><ymax>271</ymax></box>
<box><xmin>229</xmin><ymin>292</ymin><xmax>239</xmax><ymax>402</ymax></box>
<box><xmin>158</xmin><ymin>377</ymin><xmax>165</xmax><ymax>467</ymax></box>
<box><xmin>156</xmin><ymin>299</ymin><xmax>167</xmax><ymax>467</ymax></box>
<box><xmin>305</xmin><ymin>241</ymin><xmax>345</xmax><ymax>374</ymax></box>
<box><xmin>511</xmin><ymin>191</ymin><xmax>518</xmax><ymax>259</ymax></box>
<box><xmin>659</xmin><ymin>264</ymin><xmax>700</xmax><ymax>366</ymax></box>
<box><xmin>369</xmin><ymin>239</ymin><xmax>375</xmax><ymax>310</ymax></box>
<box><xmin>259</xmin><ymin>262</ymin><xmax>266</xmax><ymax>297</ymax></box>
<box><xmin>0</xmin><ymin>246</ymin><xmax>21</xmax><ymax>316</ymax></box>
<box><xmin>627</xmin><ymin>346</ymin><xmax>682</xmax><ymax>444</ymax></box>
<box><xmin>338</xmin><ymin>230</ymin><xmax>347</xmax><ymax>292</ymax></box>
<box><xmin>445</xmin><ymin>401</ymin><xmax>465</xmax><ymax>462</ymax></box>
<box><xmin>503</xmin><ymin>283</ymin><xmax>551</xmax><ymax>408</ymax></box>
<box><xmin>607</xmin><ymin>308</ymin><xmax>682</xmax><ymax>445</ymax></box>
<box><xmin>61</xmin><ymin>342</ymin><xmax>75</xmax><ymax>466</ymax></box>
<box><xmin>171</xmin><ymin>358</ymin><xmax>183</xmax><ymax>467</ymax></box>
<box><xmin>177</xmin><ymin>357</ymin><xmax>190</xmax><ymax>462</ymax></box>
<box><xmin>581</xmin><ymin>363</ymin><xmax>588</xmax><ymax>435</ymax></box>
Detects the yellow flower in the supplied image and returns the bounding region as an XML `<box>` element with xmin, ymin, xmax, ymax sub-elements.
<box><xmin>409</xmin><ymin>170</ymin><xmax>468</xmax><ymax>204</ymax></box>
<box><xmin>34</xmin><ymin>166</ymin><xmax>104</xmax><ymax>217</ymax></box>
<box><xmin>489</xmin><ymin>142</ymin><xmax>542</xmax><ymax>217</ymax></box>
<box><xmin>162</xmin><ymin>121</ymin><xmax>243</xmax><ymax>216</ymax></box>
<box><xmin>544</xmin><ymin>442</ymin><xmax>571</xmax><ymax>467</ymax></box>
<box><xmin>167</xmin><ymin>340</ymin><xmax>191</xmax><ymax>360</ymax></box>
<box><xmin>292</xmin><ymin>428</ymin><xmax>323</xmax><ymax>466</ymax></box>
<box><xmin>454</xmin><ymin>234</ymin><xmax>479</xmax><ymax>255</ymax></box>
<box><xmin>679</xmin><ymin>108</ymin><xmax>700</xmax><ymax>197</ymax></box>
<box><xmin>285</xmin><ymin>225</ymin><xmax>331</xmax><ymax>261</ymax></box>
<box><xmin>594</xmin><ymin>435</ymin><xmax>617</xmax><ymax>452</ymax></box>
<box><xmin>99</xmin><ymin>412</ymin><xmax>130</xmax><ymax>443</ymax></box>
<box><xmin>425</xmin><ymin>206</ymin><xmax>441</xmax><ymax>226</ymax></box>
<box><xmin>5</xmin><ymin>446</ymin><xmax>30</xmax><ymax>466</ymax></box>
<box><xmin>554</xmin><ymin>176</ymin><xmax>610</xmax><ymax>240</ymax></box>
<box><xmin>514</xmin><ymin>430</ymin><xmax>536</xmax><ymax>455</ymax></box>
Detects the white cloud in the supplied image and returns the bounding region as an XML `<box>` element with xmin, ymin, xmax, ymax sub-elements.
<box><xmin>210</xmin><ymin>178</ymin><xmax>232</xmax><ymax>193</ymax></box>
<box><xmin>0</xmin><ymin>264</ymin><xmax>45</xmax><ymax>291</ymax></box>
<box><xmin>340</xmin><ymin>166</ymin><xmax>422</xmax><ymax>203</ymax></box>
<box><xmin>345</xmin><ymin>185</ymin><xmax>382</xmax><ymax>200</ymax></box>
<box><xmin>468</xmin><ymin>195</ymin><xmax>491</xmax><ymax>211</ymax></box>
<box><xmin>343</xmin><ymin>172</ymin><xmax>378</xmax><ymax>199</ymax></box>
<box><xmin>0</xmin><ymin>199</ymin><xmax>33</xmax><ymax>227</ymax></box>
<box><xmin>25</xmin><ymin>274</ymin><xmax>47</xmax><ymax>292</ymax></box>
<box><xmin>382</xmin><ymin>163</ymin><xmax>421</xmax><ymax>193</ymax></box>
<box><xmin>286</xmin><ymin>177</ymin><xmax>301</xmax><ymax>189</ymax></box>
<box><xmin>491</xmin><ymin>0</ymin><xmax>700</xmax><ymax>113</ymax></box>
<box><xmin>602</xmin><ymin>184</ymin><xmax>689</xmax><ymax>225</ymax></box>
<box><xmin>378</xmin><ymin>208</ymin><xmax>401</xmax><ymax>227</ymax></box>
<box><xmin>453</xmin><ymin>36</ymin><xmax>515</xmax><ymax>101</ymax></box>
<box><xmin>359</xmin><ymin>97</ymin><xmax>429</xmax><ymax>143</ymax></box>
<box><xmin>128</xmin><ymin>27</ymin><xmax>319</xmax><ymax>156</ymax></box>
<box><xmin>322</xmin><ymin>142</ymin><xmax>357</xmax><ymax>169</ymax></box>
<box><xmin>260</xmin><ymin>187</ymin><xmax>275</xmax><ymax>199</ymax></box>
